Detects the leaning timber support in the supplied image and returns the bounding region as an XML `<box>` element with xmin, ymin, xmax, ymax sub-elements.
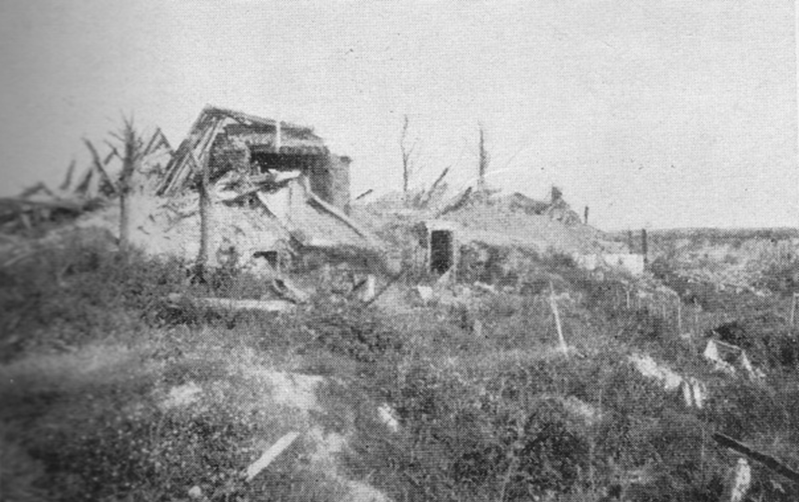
<box><xmin>713</xmin><ymin>433</ymin><xmax>799</xmax><ymax>484</ymax></box>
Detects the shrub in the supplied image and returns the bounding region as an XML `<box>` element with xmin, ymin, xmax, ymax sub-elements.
<box><xmin>301</xmin><ymin>298</ymin><xmax>405</xmax><ymax>363</ymax></box>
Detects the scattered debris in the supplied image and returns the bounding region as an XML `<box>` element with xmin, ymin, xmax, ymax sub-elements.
<box><xmin>724</xmin><ymin>458</ymin><xmax>752</xmax><ymax>502</ymax></box>
<box><xmin>549</xmin><ymin>282</ymin><xmax>569</xmax><ymax>354</ymax></box>
<box><xmin>703</xmin><ymin>339</ymin><xmax>764</xmax><ymax>380</ymax></box>
<box><xmin>354</xmin><ymin>274</ymin><xmax>376</xmax><ymax>302</ymax></box>
<box><xmin>161</xmin><ymin>381</ymin><xmax>203</xmax><ymax>409</ymax></box>
<box><xmin>270</xmin><ymin>277</ymin><xmax>311</xmax><ymax>304</ymax></box>
<box><xmin>558</xmin><ymin>395</ymin><xmax>602</xmax><ymax>426</ymax></box>
<box><xmin>414</xmin><ymin>285</ymin><xmax>434</xmax><ymax>304</ymax></box>
<box><xmin>679</xmin><ymin>377</ymin><xmax>706</xmax><ymax>409</ymax></box>
<box><xmin>188</xmin><ymin>485</ymin><xmax>204</xmax><ymax>499</ymax></box>
<box><xmin>244</xmin><ymin>431</ymin><xmax>300</xmax><ymax>482</ymax></box>
<box><xmin>251</xmin><ymin>370</ymin><xmax>325</xmax><ymax>412</ymax></box>
<box><xmin>713</xmin><ymin>433</ymin><xmax>799</xmax><ymax>485</ymax></box>
<box><xmin>473</xmin><ymin>281</ymin><xmax>497</xmax><ymax>294</ymax></box>
<box><xmin>629</xmin><ymin>354</ymin><xmax>706</xmax><ymax>408</ymax></box>
<box><xmin>629</xmin><ymin>354</ymin><xmax>683</xmax><ymax>391</ymax></box>
<box><xmin>576</xmin><ymin>253</ymin><xmax>645</xmax><ymax>276</ymax></box>
<box><xmin>377</xmin><ymin>404</ymin><xmax>400</xmax><ymax>433</ymax></box>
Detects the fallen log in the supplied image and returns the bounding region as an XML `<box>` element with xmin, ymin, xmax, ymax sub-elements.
<box><xmin>167</xmin><ymin>293</ymin><xmax>295</xmax><ymax>313</ymax></box>
<box><xmin>713</xmin><ymin>433</ymin><xmax>799</xmax><ymax>484</ymax></box>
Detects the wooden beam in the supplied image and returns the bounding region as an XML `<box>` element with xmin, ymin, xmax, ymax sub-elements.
<box><xmin>713</xmin><ymin>433</ymin><xmax>799</xmax><ymax>484</ymax></box>
<box><xmin>244</xmin><ymin>431</ymin><xmax>300</xmax><ymax>482</ymax></box>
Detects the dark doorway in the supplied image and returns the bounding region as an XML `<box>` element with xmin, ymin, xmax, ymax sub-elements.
<box><xmin>254</xmin><ymin>251</ymin><xmax>280</xmax><ymax>271</ymax></box>
<box><xmin>430</xmin><ymin>230</ymin><xmax>453</xmax><ymax>274</ymax></box>
<box><xmin>249</xmin><ymin>151</ymin><xmax>322</xmax><ymax>174</ymax></box>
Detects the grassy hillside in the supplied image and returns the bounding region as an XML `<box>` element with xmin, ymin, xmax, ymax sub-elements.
<box><xmin>2</xmin><ymin>235</ymin><xmax>799</xmax><ymax>501</ymax></box>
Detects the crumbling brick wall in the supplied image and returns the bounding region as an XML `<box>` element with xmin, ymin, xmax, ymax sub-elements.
<box><xmin>327</xmin><ymin>155</ymin><xmax>351</xmax><ymax>213</ymax></box>
<box><xmin>309</xmin><ymin>155</ymin><xmax>351</xmax><ymax>213</ymax></box>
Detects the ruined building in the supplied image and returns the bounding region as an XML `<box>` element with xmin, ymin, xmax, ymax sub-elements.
<box><xmin>152</xmin><ymin>105</ymin><xmax>379</xmax><ymax>273</ymax></box>
<box><xmin>157</xmin><ymin>106</ymin><xmax>351</xmax><ymax>213</ymax></box>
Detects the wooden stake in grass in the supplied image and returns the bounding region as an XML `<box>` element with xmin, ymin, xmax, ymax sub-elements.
<box><xmin>549</xmin><ymin>281</ymin><xmax>568</xmax><ymax>354</ymax></box>
<box><xmin>790</xmin><ymin>292</ymin><xmax>798</xmax><ymax>327</ymax></box>
<box><xmin>245</xmin><ymin>431</ymin><xmax>300</xmax><ymax>482</ymax></box>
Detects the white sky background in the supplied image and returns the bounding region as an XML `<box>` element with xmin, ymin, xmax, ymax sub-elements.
<box><xmin>0</xmin><ymin>0</ymin><xmax>796</xmax><ymax>230</ymax></box>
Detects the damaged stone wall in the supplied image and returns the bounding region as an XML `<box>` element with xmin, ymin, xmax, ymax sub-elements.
<box><xmin>208</xmin><ymin>132</ymin><xmax>351</xmax><ymax>213</ymax></box>
<box><xmin>309</xmin><ymin>155</ymin><xmax>351</xmax><ymax>213</ymax></box>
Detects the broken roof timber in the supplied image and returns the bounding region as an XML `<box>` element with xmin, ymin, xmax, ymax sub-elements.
<box><xmin>143</xmin><ymin>127</ymin><xmax>172</xmax><ymax>156</ymax></box>
<box><xmin>157</xmin><ymin>105</ymin><xmax>330</xmax><ymax>196</ymax></box>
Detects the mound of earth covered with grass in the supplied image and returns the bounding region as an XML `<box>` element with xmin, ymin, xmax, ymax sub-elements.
<box><xmin>3</xmin><ymin>235</ymin><xmax>799</xmax><ymax>501</ymax></box>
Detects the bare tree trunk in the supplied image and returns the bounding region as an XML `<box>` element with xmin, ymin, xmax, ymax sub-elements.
<box><xmin>400</xmin><ymin>115</ymin><xmax>414</xmax><ymax>204</ymax></box>
<box><xmin>478</xmin><ymin>123</ymin><xmax>489</xmax><ymax>192</ymax></box>
<box><xmin>118</xmin><ymin>157</ymin><xmax>134</xmax><ymax>254</ymax></box>
<box><xmin>117</xmin><ymin>118</ymin><xmax>138</xmax><ymax>256</ymax></box>
<box><xmin>119</xmin><ymin>191</ymin><xmax>131</xmax><ymax>253</ymax></box>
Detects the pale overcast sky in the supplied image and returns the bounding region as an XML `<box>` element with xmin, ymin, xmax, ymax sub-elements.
<box><xmin>0</xmin><ymin>0</ymin><xmax>796</xmax><ymax>230</ymax></box>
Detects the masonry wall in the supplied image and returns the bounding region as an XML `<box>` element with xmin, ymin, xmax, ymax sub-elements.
<box><xmin>327</xmin><ymin>155</ymin><xmax>351</xmax><ymax>213</ymax></box>
<box><xmin>208</xmin><ymin>128</ymin><xmax>351</xmax><ymax>213</ymax></box>
<box><xmin>309</xmin><ymin>155</ymin><xmax>351</xmax><ymax>213</ymax></box>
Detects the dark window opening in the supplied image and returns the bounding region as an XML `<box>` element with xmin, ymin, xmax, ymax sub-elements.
<box><xmin>249</xmin><ymin>151</ymin><xmax>321</xmax><ymax>174</ymax></box>
<box><xmin>253</xmin><ymin>251</ymin><xmax>280</xmax><ymax>270</ymax></box>
<box><xmin>430</xmin><ymin>230</ymin><xmax>453</xmax><ymax>274</ymax></box>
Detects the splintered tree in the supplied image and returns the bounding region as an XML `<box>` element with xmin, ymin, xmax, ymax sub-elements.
<box><xmin>478</xmin><ymin>122</ymin><xmax>489</xmax><ymax>192</ymax></box>
<box><xmin>400</xmin><ymin>115</ymin><xmax>417</xmax><ymax>204</ymax></box>
<box><xmin>84</xmin><ymin>116</ymin><xmax>144</xmax><ymax>255</ymax></box>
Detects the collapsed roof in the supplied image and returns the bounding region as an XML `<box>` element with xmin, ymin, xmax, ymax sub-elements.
<box><xmin>157</xmin><ymin>105</ymin><xmax>331</xmax><ymax>196</ymax></box>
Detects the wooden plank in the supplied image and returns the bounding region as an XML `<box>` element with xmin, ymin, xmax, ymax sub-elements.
<box><xmin>244</xmin><ymin>431</ymin><xmax>300</xmax><ymax>482</ymax></box>
<box><xmin>713</xmin><ymin>433</ymin><xmax>799</xmax><ymax>484</ymax></box>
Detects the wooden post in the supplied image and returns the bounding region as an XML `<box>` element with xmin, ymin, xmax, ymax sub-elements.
<box><xmin>275</xmin><ymin>119</ymin><xmax>282</xmax><ymax>152</ymax></box>
<box><xmin>478</xmin><ymin>123</ymin><xmax>488</xmax><ymax>192</ymax></box>
<box><xmin>550</xmin><ymin>282</ymin><xmax>568</xmax><ymax>354</ymax></box>
<box><xmin>245</xmin><ymin>431</ymin><xmax>299</xmax><ymax>482</ymax></box>
<box><xmin>197</xmin><ymin>152</ymin><xmax>213</xmax><ymax>279</ymax></box>
<box><xmin>713</xmin><ymin>433</ymin><xmax>799</xmax><ymax>484</ymax></box>
<box><xmin>677</xmin><ymin>300</ymin><xmax>682</xmax><ymax>333</ymax></box>
<box><xmin>790</xmin><ymin>293</ymin><xmax>797</xmax><ymax>327</ymax></box>
<box><xmin>641</xmin><ymin>228</ymin><xmax>648</xmax><ymax>266</ymax></box>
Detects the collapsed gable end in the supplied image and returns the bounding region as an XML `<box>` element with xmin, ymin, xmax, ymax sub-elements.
<box><xmin>156</xmin><ymin>105</ymin><xmax>350</xmax><ymax>212</ymax></box>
